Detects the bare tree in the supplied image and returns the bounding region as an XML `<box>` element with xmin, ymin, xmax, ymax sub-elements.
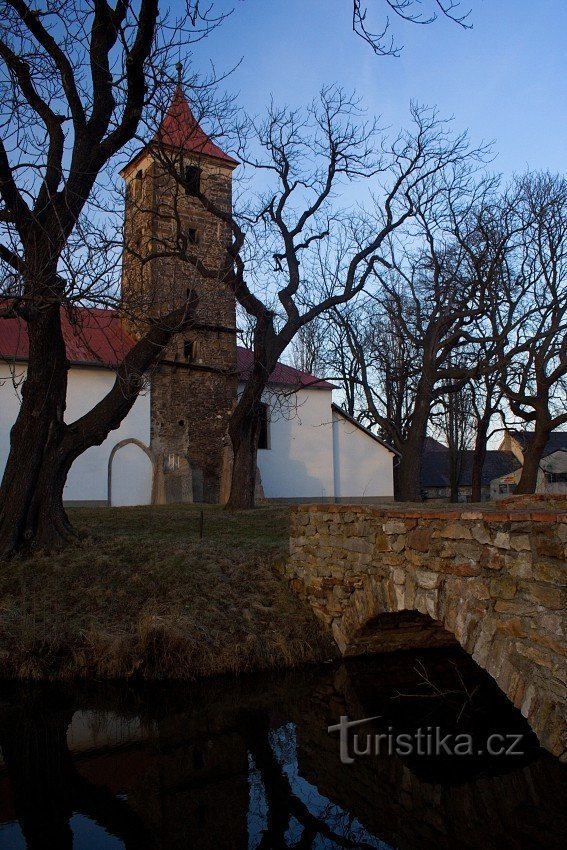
<box><xmin>352</xmin><ymin>0</ymin><xmax>472</xmax><ymax>56</ymax></box>
<box><xmin>164</xmin><ymin>95</ymin><xmax>485</xmax><ymax>508</ymax></box>
<box><xmin>431</xmin><ymin>377</ymin><xmax>474</xmax><ymax>502</ymax></box>
<box><xmin>468</xmin><ymin>371</ymin><xmax>503</xmax><ymax>502</ymax></box>
<box><xmin>497</xmin><ymin>173</ymin><xmax>567</xmax><ymax>493</ymax></box>
<box><xmin>330</xmin><ymin>175</ymin><xmax>528</xmax><ymax>501</ymax></box>
<box><xmin>0</xmin><ymin>1</ymin><xmax>227</xmax><ymax>555</ymax></box>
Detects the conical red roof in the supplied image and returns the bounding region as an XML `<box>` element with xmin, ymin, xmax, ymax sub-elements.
<box><xmin>154</xmin><ymin>86</ymin><xmax>238</xmax><ymax>166</ymax></box>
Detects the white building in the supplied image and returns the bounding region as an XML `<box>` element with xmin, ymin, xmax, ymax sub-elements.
<box><xmin>0</xmin><ymin>312</ymin><xmax>396</xmax><ymax>506</ymax></box>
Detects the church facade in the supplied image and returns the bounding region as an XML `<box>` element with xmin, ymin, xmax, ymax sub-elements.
<box><xmin>0</xmin><ymin>89</ymin><xmax>396</xmax><ymax>506</ymax></box>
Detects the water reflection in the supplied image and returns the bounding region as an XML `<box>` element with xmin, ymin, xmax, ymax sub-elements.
<box><xmin>0</xmin><ymin>647</ymin><xmax>565</xmax><ymax>849</ymax></box>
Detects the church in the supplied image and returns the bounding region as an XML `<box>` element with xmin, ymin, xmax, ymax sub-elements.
<box><xmin>0</xmin><ymin>88</ymin><xmax>396</xmax><ymax>507</ymax></box>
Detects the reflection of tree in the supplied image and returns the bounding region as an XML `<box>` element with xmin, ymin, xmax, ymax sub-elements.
<box><xmin>245</xmin><ymin>712</ymin><xmax>377</xmax><ymax>850</ymax></box>
<box><xmin>0</xmin><ymin>698</ymin><xmax>150</xmax><ymax>850</ymax></box>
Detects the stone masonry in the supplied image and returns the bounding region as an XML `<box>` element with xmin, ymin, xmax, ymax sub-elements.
<box><xmin>285</xmin><ymin>503</ymin><xmax>567</xmax><ymax>760</ymax></box>
<box><xmin>121</xmin><ymin>90</ymin><xmax>238</xmax><ymax>503</ymax></box>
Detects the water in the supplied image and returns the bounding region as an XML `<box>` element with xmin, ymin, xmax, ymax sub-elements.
<box><xmin>0</xmin><ymin>647</ymin><xmax>564</xmax><ymax>849</ymax></box>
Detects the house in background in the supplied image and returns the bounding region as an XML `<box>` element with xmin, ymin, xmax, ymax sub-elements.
<box><xmin>420</xmin><ymin>445</ymin><xmax>520</xmax><ymax>502</ymax></box>
<box><xmin>491</xmin><ymin>430</ymin><xmax>567</xmax><ymax>499</ymax></box>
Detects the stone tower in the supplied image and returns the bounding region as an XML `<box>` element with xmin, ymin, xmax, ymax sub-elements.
<box><xmin>120</xmin><ymin>86</ymin><xmax>238</xmax><ymax>503</ymax></box>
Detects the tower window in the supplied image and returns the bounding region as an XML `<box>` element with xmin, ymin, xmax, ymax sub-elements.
<box><xmin>185</xmin><ymin>165</ymin><xmax>201</xmax><ymax>196</ymax></box>
<box><xmin>187</xmin><ymin>227</ymin><xmax>198</xmax><ymax>244</ymax></box>
<box><xmin>184</xmin><ymin>339</ymin><xmax>195</xmax><ymax>361</ymax></box>
<box><xmin>258</xmin><ymin>403</ymin><xmax>270</xmax><ymax>450</ymax></box>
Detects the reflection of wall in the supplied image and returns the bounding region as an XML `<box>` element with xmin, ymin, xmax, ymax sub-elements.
<box><xmin>127</xmin><ymin>726</ymin><xmax>249</xmax><ymax>850</ymax></box>
<box><xmin>1</xmin><ymin>664</ymin><xmax>566</xmax><ymax>850</ymax></box>
<box><xmin>291</xmin><ymin>666</ymin><xmax>566</xmax><ymax>850</ymax></box>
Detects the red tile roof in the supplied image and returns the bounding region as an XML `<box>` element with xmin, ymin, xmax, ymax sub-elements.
<box><xmin>236</xmin><ymin>346</ymin><xmax>334</xmax><ymax>389</ymax></box>
<box><xmin>154</xmin><ymin>86</ymin><xmax>238</xmax><ymax>166</ymax></box>
<box><xmin>0</xmin><ymin>308</ymin><xmax>333</xmax><ymax>389</ymax></box>
<box><xmin>0</xmin><ymin>307</ymin><xmax>134</xmax><ymax>367</ymax></box>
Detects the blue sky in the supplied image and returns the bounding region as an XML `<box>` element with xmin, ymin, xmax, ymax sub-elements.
<box><xmin>190</xmin><ymin>0</ymin><xmax>566</xmax><ymax>179</ymax></box>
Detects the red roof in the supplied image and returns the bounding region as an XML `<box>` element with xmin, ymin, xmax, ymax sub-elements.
<box><xmin>0</xmin><ymin>307</ymin><xmax>134</xmax><ymax>367</ymax></box>
<box><xmin>0</xmin><ymin>308</ymin><xmax>333</xmax><ymax>388</ymax></box>
<box><xmin>236</xmin><ymin>346</ymin><xmax>334</xmax><ymax>389</ymax></box>
<box><xmin>153</xmin><ymin>86</ymin><xmax>238</xmax><ymax>166</ymax></box>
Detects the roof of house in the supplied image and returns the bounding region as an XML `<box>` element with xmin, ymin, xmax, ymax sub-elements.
<box><xmin>424</xmin><ymin>436</ymin><xmax>449</xmax><ymax>452</ymax></box>
<box><xmin>0</xmin><ymin>308</ymin><xmax>333</xmax><ymax>389</ymax></box>
<box><xmin>236</xmin><ymin>346</ymin><xmax>334</xmax><ymax>389</ymax></box>
<box><xmin>0</xmin><ymin>307</ymin><xmax>133</xmax><ymax>368</ymax></box>
<box><xmin>506</xmin><ymin>429</ymin><xmax>567</xmax><ymax>458</ymax></box>
<box><xmin>331</xmin><ymin>404</ymin><xmax>400</xmax><ymax>455</ymax></box>
<box><xmin>421</xmin><ymin>449</ymin><xmax>521</xmax><ymax>489</ymax></box>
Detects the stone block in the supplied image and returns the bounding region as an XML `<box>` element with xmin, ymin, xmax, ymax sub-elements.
<box><xmin>340</xmin><ymin>537</ymin><xmax>373</xmax><ymax>555</ymax></box>
<box><xmin>391</xmin><ymin>536</ymin><xmax>406</xmax><ymax>553</ymax></box>
<box><xmin>471</xmin><ymin>525</ymin><xmax>492</xmax><ymax>545</ymax></box>
<box><xmin>534</xmin><ymin>537</ymin><xmax>564</xmax><ymax>559</ymax></box>
<box><xmin>383</xmin><ymin>520</ymin><xmax>408</xmax><ymax>535</ymax></box>
<box><xmin>496</xmin><ymin>617</ymin><xmax>528</xmax><ymax>639</ymax></box>
<box><xmin>490</xmin><ymin>577</ymin><xmax>517</xmax><ymax>599</ymax></box>
<box><xmin>532</xmin><ymin>560</ymin><xmax>566</xmax><ymax>584</ymax></box>
<box><xmin>434</xmin><ymin>523</ymin><xmax>472</xmax><ymax>540</ymax></box>
<box><xmin>414</xmin><ymin>569</ymin><xmax>441</xmax><ymax>589</ymax></box>
<box><xmin>521</xmin><ymin>583</ymin><xmax>565</xmax><ymax>609</ymax></box>
<box><xmin>406</xmin><ymin>527</ymin><xmax>432</xmax><ymax>552</ymax></box>
<box><xmin>510</xmin><ymin>533</ymin><xmax>531</xmax><ymax>551</ymax></box>
<box><xmin>504</xmin><ymin>551</ymin><xmax>533</xmax><ymax>580</ymax></box>
<box><xmin>493</xmin><ymin>531</ymin><xmax>511</xmax><ymax>550</ymax></box>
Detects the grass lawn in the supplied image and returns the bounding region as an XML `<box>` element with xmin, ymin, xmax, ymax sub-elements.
<box><xmin>0</xmin><ymin>504</ymin><xmax>335</xmax><ymax>681</ymax></box>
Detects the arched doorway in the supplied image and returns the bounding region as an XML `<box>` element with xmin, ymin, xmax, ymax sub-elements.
<box><xmin>108</xmin><ymin>440</ymin><xmax>154</xmax><ymax>506</ymax></box>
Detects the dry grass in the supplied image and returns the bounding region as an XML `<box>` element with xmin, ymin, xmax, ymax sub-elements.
<box><xmin>0</xmin><ymin>505</ymin><xmax>336</xmax><ymax>681</ymax></box>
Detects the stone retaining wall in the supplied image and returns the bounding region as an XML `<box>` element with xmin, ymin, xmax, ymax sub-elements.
<box><xmin>285</xmin><ymin>504</ymin><xmax>567</xmax><ymax>760</ymax></box>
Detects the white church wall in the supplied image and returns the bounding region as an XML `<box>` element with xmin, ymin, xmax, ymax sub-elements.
<box><xmin>332</xmin><ymin>408</ymin><xmax>394</xmax><ymax>500</ymax></box>
<box><xmin>109</xmin><ymin>441</ymin><xmax>154</xmax><ymax>506</ymax></box>
<box><xmin>243</xmin><ymin>384</ymin><xmax>335</xmax><ymax>500</ymax></box>
<box><xmin>0</xmin><ymin>362</ymin><xmax>26</xmax><ymax>488</ymax></box>
<box><xmin>0</xmin><ymin>363</ymin><xmax>151</xmax><ymax>505</ymax></box>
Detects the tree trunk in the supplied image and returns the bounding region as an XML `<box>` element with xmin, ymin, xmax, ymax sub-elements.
<box><xmin>471</xmin><ymin>414</ymin><xmax>490</xmax><ymax>502</ymax></box>
<box><xmin>395</xmin><ymin>381</ymin><xmax>432</xmax><ymax>502</ymax></box>
<box><xmin>225</xmin><ymin>406</ymin><xmax>261</xmax><ymax>511</ymax></box>
<box><xmin>0</xmin><ymin>299</ymin><xmax>197</xmax><ymax>556</ymax></box>
<box><xmin>225</xmin><ymin>368</ymin><xmax>267</xmax><ymax>511</ymax></box>
<box><xmin>396</xmin><ymin>442</ymin><xmax>425</xmax><ymax>502</ymax></box>
<box><xmin>515</xmin><ymin>425</ymin><xmax>549</xmax><ymax>494</ymax></box>
<box><xmin>0</xmin><ymin>304</ymin><xmax>69</xmax><ymax>556</ymax></box>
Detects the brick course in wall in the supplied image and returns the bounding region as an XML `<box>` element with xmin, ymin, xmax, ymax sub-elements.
<box><xmin>285</xmin><ymin>503</ymin><xmax>567</xmax><ymax>760</ymax></box>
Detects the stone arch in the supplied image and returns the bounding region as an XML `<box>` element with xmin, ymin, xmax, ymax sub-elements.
<box><xmin>108</xmin><ymin>439</ymin><xmax>155</xmax><ymax>506</ymax></box>
<box><xmin>331</xmin><ymin>571</ymin><xmax>563</xmax><ymax>760</ymax></box>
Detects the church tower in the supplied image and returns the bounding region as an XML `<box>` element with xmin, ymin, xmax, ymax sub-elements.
<box><xmin>120</xmin><ymin>84</ymin><xmax>238</xmax><ymax>503</ymax></box>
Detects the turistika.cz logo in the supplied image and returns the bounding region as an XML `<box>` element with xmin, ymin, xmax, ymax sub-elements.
<box><xmin>328</xmin><ymin>716</ymin><xmax>526</xmax><ymax>764</ymax></box>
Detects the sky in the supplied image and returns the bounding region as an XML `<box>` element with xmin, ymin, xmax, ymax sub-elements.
<box><xmin>189</xmin><ymin>0</ymin><xmax>567</xmax><ymax>180</ymax></box>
